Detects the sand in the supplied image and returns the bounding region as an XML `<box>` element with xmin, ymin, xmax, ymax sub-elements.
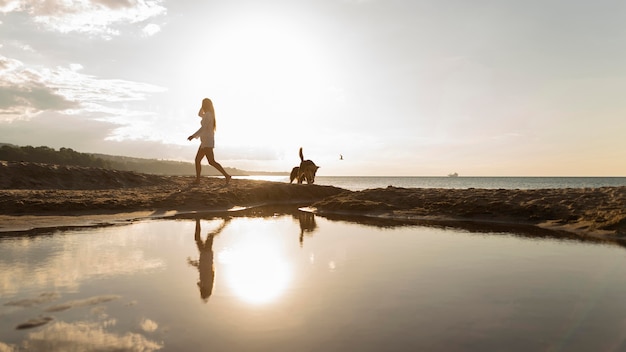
<box><xmin>1</xmin><ymin>161</ymin><xmax>624</xmax><ymax>241</ymax></box>
<box><xmin>310</xmin><ymin>186</ymin><xmax>626</xmax><ymax>239</ymax></box>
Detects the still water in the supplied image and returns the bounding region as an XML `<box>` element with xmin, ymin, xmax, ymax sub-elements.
<box><xmin>1</xmin><ymin>209</ymin><xmax>626</xmax><ymax>351</ymax></box>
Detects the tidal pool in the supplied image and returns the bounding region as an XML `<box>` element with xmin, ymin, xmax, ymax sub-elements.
<box><xmin>1</xmin><ymin>209</ymin><xmax>626</xmax><ymax>351</ymax></box>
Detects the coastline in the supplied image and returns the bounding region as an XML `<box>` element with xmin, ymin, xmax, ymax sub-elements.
<box><xmin>1</xmin><ymin>161</ymin><xmax>624</xmax><ymax>240</ymax></box>
<box><xmin>309</xmin><ymin>186</ymin><xmax>626</xmax><ymax>240</ymax></box>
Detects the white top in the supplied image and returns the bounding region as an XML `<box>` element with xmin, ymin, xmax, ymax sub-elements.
<box><xmin>191</xmin><ymin>111</ymin><xmax>215</xmax><ymax>148</ymax></box>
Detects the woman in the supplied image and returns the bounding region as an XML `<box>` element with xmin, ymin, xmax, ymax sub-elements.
<box><xmin>187</xmin><ymin>98</ymin><xmax>231</xmax><ymax>185</ymax></box>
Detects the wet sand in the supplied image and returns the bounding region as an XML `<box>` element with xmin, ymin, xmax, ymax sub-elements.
<box><xmin>1</xmin><ymin>161</ymin><xmax>625</xmax><ymax>239</ymax></box>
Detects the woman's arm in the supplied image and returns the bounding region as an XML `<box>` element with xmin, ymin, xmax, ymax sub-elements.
<box><xmin>198</xmin><ymin>106</ymin><xmax>205</xmax><ymax>117</ymax></box>
<box><xmin>188</xmin><ymin>125</ymin><xmax>203</xmax><ymax>140</ymax></box>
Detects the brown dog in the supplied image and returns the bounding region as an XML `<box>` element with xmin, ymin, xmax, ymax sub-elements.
<box><xmin>290</xmin><ymin>147</ymin><xmax>319</xmax><ymax>184</ymax></box>
<box><xmin>289</xmin><ymin>166</ymin><xmax>300</xmax><ymax>183</ymax></box>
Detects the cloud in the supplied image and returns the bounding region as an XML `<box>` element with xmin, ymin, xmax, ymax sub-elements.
<box><xmin>0</xmin><ymin>54</ymin><xmax>166</xmax><ymax>122</ymax></box>
<box><xmin>0</xmin><ymin>84</ymin><xmax>77</xmax><ymax>116</ymax></box>
<box><xmin>142</xmin><ymin>23</ymin><xmax>160</xmax><ymax>36</ymax></box>
<box><xmin>0</xmin><ymin>0</ymin><xmax>166</xmax><ymax>38</ymax></box>
<box><xmin>0</xmin><ymin>56</ymin><xmax>77</xmax><ymax>118</ymax></box>
<box><xmin>0</xmin><ymin>0</ymin><xmax>21</xmax><ymax>13</ymax></box>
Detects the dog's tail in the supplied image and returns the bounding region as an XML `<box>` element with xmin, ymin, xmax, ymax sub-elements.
<box><xmin>299</xmin><ymin>147</ymin><xmax>304</xmax><ymax>162</ymax></box>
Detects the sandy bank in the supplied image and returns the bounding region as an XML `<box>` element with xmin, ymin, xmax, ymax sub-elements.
<box><xmin>1</xmin><ymin>161</ymin><xmax>624</xmax><ymax>240</ymax></box>
<box><xmin>0</xmin><ymin>161</ymin><xmax>345</xmax><ymax>231</ymax></box>
<box><xmin>310</xmin><ymin>186</ymin><xmax>626</xmax><ymax>239</ymax></box>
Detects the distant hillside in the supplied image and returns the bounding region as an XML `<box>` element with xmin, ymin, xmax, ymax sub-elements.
<box><xmin>0</xmin><ymin>145</ymin><xmax>111</xmax><ymax>169</ymax></box>
<box><xmin>0</xmin><ymin>144</ymin><xmax>287</xmax><ymax>176</ymax></box>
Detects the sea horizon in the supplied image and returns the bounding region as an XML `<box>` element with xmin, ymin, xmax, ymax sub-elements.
<box><xmin>238</xmin><ymin>175</ymin><xmax>626</xmax><ymax>191</ymax></box>
<box><xmin>244</xmin><ymin>173</ymin><xmax>626</xmax><ymax>178</ymax></box>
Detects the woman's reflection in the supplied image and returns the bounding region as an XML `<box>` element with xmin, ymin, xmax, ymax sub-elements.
<box><xmin>187</xmin><ymin>217</ymin><xmax>230</xmax><ymax>302</ymax></box>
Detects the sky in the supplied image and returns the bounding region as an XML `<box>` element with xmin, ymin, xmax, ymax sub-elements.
<box><xmin>1</xmin><ymin>0</ymin><xmax>625</xmax><ymax>176</ymax></box>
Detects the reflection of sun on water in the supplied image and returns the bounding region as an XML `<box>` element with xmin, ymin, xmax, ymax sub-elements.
<box><xmin>218</xmin><ymin>231</ymin><xmax>292</xmax><ymax>305</ymax></box>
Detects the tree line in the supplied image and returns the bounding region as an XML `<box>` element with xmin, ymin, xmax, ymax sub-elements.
<box><xmin>0</xmin><ymin>145</ymin><xmax>237</xmax><ymax>176</ymax></box>
<box><xmin>1</xmin><ymin>145</ymin><xmax>111</xmax><ymax>168</ymax></box>
<box><xmin>1</xmin><ymin>144</ymin><xmax>287</xmax><ymax>176</ymax></box>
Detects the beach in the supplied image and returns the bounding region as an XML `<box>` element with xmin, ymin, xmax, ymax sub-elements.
<box><xmin>1</xmin><ymin>161</ymin><xmax>624</xmax><ymax>239</ymax></box>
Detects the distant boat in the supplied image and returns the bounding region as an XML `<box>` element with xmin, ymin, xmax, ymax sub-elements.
<box><xmin>448</xmin><ymin>172</ymin><xmax>459</xmax><ymax>177</ymax></box>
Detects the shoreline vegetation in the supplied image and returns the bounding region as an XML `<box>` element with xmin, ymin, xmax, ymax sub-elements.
<box><xmin>0</xmin><ymin>143</ymin><xmax>286</xmax><ymax>177</ymax></box>
<box><xmin>1</xmin><ymin>161</ymin><xmax>625</xmax><ymax>244</ymax></box>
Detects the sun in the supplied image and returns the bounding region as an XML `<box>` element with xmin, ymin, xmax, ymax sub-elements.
<box><xmin>206</xmin><ymin>12</ymin><xmax>334</xmax><ymax>117</ymax></box>
<box><xmin>173</xmin><ymin>10</ymin><xmax>339</xmax><ymax>162</ymax></box>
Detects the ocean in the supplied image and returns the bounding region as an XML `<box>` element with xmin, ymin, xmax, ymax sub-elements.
<box><xmin>239</xmin><ymin>175</ymin><xmax>626</xmax><ymax>191</ymax></box>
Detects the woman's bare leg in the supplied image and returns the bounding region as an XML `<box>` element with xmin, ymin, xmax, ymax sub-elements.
<box><xmin>205</xmin><ymin>148</ymin><xmax>231</xmax><ymax>184</ymax></box>
<box><xmin>194</xmin><ymin>148</ymin><xmax>206</xmax><ymax>183</ymax></box>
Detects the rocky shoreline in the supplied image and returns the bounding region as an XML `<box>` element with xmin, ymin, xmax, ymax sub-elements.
<box><xmin>1</xmin><ymin>161</ymin><xmax>624</xmax><ymax>240</ymax></box>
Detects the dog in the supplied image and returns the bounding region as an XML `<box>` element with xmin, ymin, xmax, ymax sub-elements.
<box><xmin>289</xmin><ymin>166</ymin><xmax>300</xmax><ymax>183</ymax></box>
<box><xmin>289</xmin><ymin>147</ymin><xmax>319</xmax><ymax>184</ymax></box>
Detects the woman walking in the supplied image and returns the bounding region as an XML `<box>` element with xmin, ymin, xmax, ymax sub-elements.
<box><xmin>187</xmin><ymin>98</ymin><xmax>231</xmax><ymax>185</ymax></box>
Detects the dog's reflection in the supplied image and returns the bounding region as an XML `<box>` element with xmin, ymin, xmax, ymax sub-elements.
<box><xmin>296</xmin><ymin>211</ymin><xmax>317</xmax><ymax>246</ymax></box>
<box><xmin>187</xmin><ymin>217</ymin><xmax>230</xmax><ymax>302</ymax></box>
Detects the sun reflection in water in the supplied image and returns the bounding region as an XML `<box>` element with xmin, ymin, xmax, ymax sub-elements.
<box><xmin>217</xmin><ymin>227</ymin><xmax>292</xmax><ymax>305</ymax></box>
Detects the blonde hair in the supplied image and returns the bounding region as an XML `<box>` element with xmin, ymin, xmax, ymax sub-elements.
<box><xmin>202</xmin><ymin>98</ymin><xmax>216</xmax><ymax>132</ymax></box>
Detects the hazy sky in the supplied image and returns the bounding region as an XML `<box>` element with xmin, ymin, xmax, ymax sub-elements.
<box><xmin>1</xmin><ymin>0</ymin><xmax>625</xmax><ymax>176</ymax></box>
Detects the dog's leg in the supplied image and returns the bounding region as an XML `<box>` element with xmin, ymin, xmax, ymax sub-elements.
<box><xmin>290</xmin><ymin>167</ymin><xmax>299</xmax><ymax>183</ymax></box>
